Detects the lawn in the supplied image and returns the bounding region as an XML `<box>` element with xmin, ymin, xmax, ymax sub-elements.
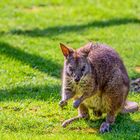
<box><xmin>0</xmin><ymin>0</ymin><xmax>140</xmax><ymax>139</ymax></box>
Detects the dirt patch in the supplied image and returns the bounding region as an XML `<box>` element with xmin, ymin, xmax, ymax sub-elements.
<box><xmin>82</xmin><ymin>128</ymin><xmax>98</xmax><ymax>133</ymax></box>
<box><xmin>69</xmin><ymin>127</ymin><xmax>98</xmax><ymax>133</ymax></box>
<box><xmin>23</xmin><ymin>6</ymin><xmax>43</xmax><ymax>13</ymax></box>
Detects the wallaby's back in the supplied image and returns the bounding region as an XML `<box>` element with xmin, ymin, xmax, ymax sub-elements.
<box><xmin>76</xmin><ymin>44</ymin><xmax>129</xmax><ymax>112</ymax></box>
<box><xmin>82</xmin><ymin>44</ymin><xmax>129</xmax><ymax>91</ymax></box>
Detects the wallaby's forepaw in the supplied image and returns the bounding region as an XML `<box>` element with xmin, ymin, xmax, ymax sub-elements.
<box><xmin>59</xmin><ymin>100</ymin><xmax>67</xmax><ymax>108</ymax></box>
<box><xmin>99</xmin><ymin>122</ymin><xmax>110</xmax><ymax>133</ymax></box>
<box><xmin>73</xmin><ymin>99</ymin><xmax>81</xmax><ymax>108</ymax></box>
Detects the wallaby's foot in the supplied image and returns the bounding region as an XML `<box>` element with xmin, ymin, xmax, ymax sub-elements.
<box><xmin>100</xmin><ymin>122</ymin><xmax>110</xmax><ymax>133</ymax></box>
<box><xmin>59</xmin><ymin>100</ymin><xmax>67</xmax><ymax>108</ymax></box>
<box><xmin>62</xmin><ymin>116</ymin><xmax>82</xmax><ymax>128</ymax></box>
<box><xmin>62</xmin><ymin>103</ymin><xmax>89</xmax><ymax>127</ymax></box>
<box><xmin>121</xmin><ymin>100</ymin><xmax>139</xmax><ymax>114</ymax></box>
<box><xmin>62</xmin><ymin>113</ymin><xmax>89</xmax><ymax>128</ymax></box>
<box><xmin>100</xmin><ymin>112</ymin><xmax>115</xmax><ymax>133</ymax></box>
<box><xmin>93</xmin><ymin>110</ymin><xmax>102</xmax><ymax>117</ymax></box>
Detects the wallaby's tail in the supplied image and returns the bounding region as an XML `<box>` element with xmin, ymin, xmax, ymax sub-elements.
<box><xmin>121</xmin><ymin>78</ymin><xmax>140</xmax><ymax>113</ymax></box>
<box><xmin>121</xmin><ymin>101</ymin><xmax>139</xmax><ymax>114</ymax></box>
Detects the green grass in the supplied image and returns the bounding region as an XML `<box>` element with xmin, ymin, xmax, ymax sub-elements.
<box><xmin>0</xmin><ymin>0</ymin><xmax>140</xmax><ymax>139</ymax></box>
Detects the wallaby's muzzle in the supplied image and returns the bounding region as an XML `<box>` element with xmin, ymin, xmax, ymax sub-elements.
<box><xmin>74</xmin><ymin>76</ymin><xmax>80</xmax><ymax>83</ymax></box>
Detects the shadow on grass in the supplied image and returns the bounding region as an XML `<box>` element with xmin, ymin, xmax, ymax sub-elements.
<box><xmin>0</xmin><ymin>42</ymin><xmax>61</xmax><ymax>78</ymax></box>
<box><xmin>86</xmin><ymin>114</ymin><xmax>140</xmax><ymax>139</ymax></box>
<box><xmin>10</xmin><ymin>18</ymin><xmax>140</xmax><ymax>37</ymax></box>
<box><xmin>0</xmin><ymin>84</ymin><xmax>60</xmax><ymax>101</ymax></box>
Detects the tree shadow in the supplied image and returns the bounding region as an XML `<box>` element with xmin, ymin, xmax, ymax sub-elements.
<box><xmin>0</xmin><ymin>84</ymin><xmax>60</xmax><ymax>101</ymax></box>
<box><xmin>86</xmin><ymin>113</ymin><xmax>140</xmax><ymax>139</ymax></box>
<box><xmin>10</xmin><ymin>18</ymin><xmax>140</xmax><ymax>37</ymax></box>
<box><xmin>0</xmin><ymin>42</ymin><xmax>61</xmax><ymax>78</ymax></box>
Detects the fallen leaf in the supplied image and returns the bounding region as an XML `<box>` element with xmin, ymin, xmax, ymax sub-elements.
<box><xmin>135</xmin><ymin>66</ymin><xmax>140</xmax><ymax>73</ymax></box>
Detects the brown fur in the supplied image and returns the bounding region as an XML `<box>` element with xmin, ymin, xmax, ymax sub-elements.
<box><xmin>59</xmin><ymin>42</ymin><xmax>138</xmax><ymax>133</ymax></box>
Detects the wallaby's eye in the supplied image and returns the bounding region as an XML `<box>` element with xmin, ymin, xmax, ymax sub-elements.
<box><xmin>81</xmin><ymin>66</ymin><xmax>86</xmax><ymax>72</ymax></box>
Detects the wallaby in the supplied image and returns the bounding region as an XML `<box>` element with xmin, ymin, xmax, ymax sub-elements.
<box><xmin>59</xmin><ymin>42</ymin><xmax>139</xmax><ymax>133</ymax></box>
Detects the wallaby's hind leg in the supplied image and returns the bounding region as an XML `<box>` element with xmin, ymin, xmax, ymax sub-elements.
<box><xmin>121</xmin><ymin>100</ymin><xmax>139</xmax><ymax>114</ymax></box>
<box><xmin>62</xmin><ymin>104</ymin><xmax>89</xmax><ymax>128</ymax></box>
<box><xmin>99</xmin><ymin>100</ymin><xmax>139</xmax><ymax>133</ymax></box>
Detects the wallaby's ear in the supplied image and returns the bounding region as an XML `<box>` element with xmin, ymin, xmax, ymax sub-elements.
<box><xmin>60</xmin><ymin>43</ymin><xmax>74</xmax><ymax>58</ymax></box>
<box><xmin>79</xmin><ymin>42</ymin><xmax>94</xmax><ymax>57</ymax></box>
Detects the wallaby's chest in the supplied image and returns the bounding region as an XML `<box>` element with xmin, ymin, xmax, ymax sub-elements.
<box><xmin>74</xmin><ymin>85</ymin><xmax>111</xmax><ymax>113</ymax></box>
<box><xmin>83</xmin><ymin>94</ymin><xmax>111</xmax><ymax>112</ymax></box>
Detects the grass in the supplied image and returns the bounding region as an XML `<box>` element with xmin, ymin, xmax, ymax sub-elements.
<box><xmin>0</xmin><ymin>0</ymin><xmax>140</xmax><ymax>139</ymax></box>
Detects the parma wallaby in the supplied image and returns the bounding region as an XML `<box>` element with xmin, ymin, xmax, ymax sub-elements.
<box><xmin>59</xmin><ymin>42</ymin><xmax>138</xmax><ymax>133</ymax></box>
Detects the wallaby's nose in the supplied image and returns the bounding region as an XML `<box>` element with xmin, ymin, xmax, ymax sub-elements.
<box><xmin>74</xmin><ymin>77</ymin><xmax>80</xmax><ymax>83</ymax></box>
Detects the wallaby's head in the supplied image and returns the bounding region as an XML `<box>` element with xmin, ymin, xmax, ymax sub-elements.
<box><xmin>60</xmin><ymin>43</ymin><xmax>91</xmax><ymax>83</ymax></box>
